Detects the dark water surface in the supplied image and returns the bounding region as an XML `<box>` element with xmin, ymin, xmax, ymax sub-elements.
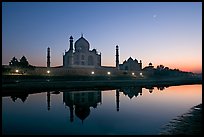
<box><xmin>2</xmin><ymin>84</ymin><xmax>202</xmax><ymax>135</ymax></box>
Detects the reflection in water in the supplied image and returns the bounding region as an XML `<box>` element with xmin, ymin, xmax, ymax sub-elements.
<box><xmin>2</xmin><ymin>84</ymin><xmax>202</xmax><ymax>135</ymax></box>
<box><xmin>120</xmin><ymin>86</ymin><xmax>143</xmax><ymax>99</ymax></box>
<box><xmin>63</xmin><ymin>91</ymin><xmax>101</xmax><ymax>123</ymax></box>
<box><xmin>47</xmin><ymin>92</ymin><xmax>50</xmax><ymax>111</ymax></box>
<box><xmin>7</xmin><ymin>85</ymin><xmax>168</xmax><ymax>114</ymax></box>
<box><xmin>8</xmin><ymin>86</ymin><xmax>167</xmax><ymax>105</ymax></box>
<box><xmin>10</xmin><ymin>93</ymin><xmax>29</xmax><ymax>103</ymax></box>
<box><xmin>46</xmin><ymin>91</ymin><xmax>60</xmax><ymax>111</ymax></box>
<box><xmin>116</xmin><ymin>89</ymin><xmax>119</xmax><ymax>111</ymax></box>
<box><xmin>60</xmin><ymin>86</ymin><xmax>168</xmax><ymax>122</ymax></box>
<box><xmin>144</xmin><ymin>86</ymin><xmax>168</xmax><ymax>93</ymax></box>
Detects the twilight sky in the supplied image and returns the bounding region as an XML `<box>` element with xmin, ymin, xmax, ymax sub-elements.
<box><xmin>2</xmin><ymin>2</ymin><xmax>202</xmax><ymax>73</ymax></box>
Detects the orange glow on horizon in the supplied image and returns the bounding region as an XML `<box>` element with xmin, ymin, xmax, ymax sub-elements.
<box><xmin>165</xmin><ymin>63</ymin><xmax>202</xmax><ymax>73</ymax></box>
<box><xmin>142</xmin><ymin>84</ymin><xmax>202</xmax><ymax>107</ymax></box>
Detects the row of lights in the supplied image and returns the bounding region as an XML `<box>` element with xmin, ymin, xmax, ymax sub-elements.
<box><xmin>15</xmin><ymin>69</ymin><xmax>51</xmax><ymax>74</ymax></box>
<box><xmin>91</xmin><ymin>71</ymin><xmax>143</xmax><ymax>76</ymax></box>
<box><xmin>15</xmin><ymin>69</ymin><xmax>143</xmax><ymax>76</ymax></box>
<box><xmin>91</xmin><ymin>71</ymin><xmax>111</xmax><ymax>75</ymax></box>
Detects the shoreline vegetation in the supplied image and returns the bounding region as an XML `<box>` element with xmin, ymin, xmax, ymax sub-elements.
<box><xmin>160</xmin><ymin>104</ymin><xmax>202</xmax><ymax>135</ymax></box>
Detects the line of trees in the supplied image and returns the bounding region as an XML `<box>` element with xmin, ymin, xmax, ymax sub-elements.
<box><xmin>154</xmin><ymin>64</ymin><xmax>193</xmax><ymax>77</ymax></box>
<box><xmin>9</xmin><ymin>56</ymin><xmax>35</xmax><ymax>68</ymax></box>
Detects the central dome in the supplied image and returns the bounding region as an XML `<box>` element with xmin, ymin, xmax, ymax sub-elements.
<box><xmin>74</xmin><ymin>36</ymin><xmax>90</xmax><ymax>52</ymax></box>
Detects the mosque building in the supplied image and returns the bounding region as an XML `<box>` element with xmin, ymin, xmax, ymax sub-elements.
<box><xmin>119</xmin><ymin>57</ymin><xmax>142</xmax><ymax>71</ymax></box>
<box><xmin>63</xmin><ymin>35</ymin><xmax>101</xmax><ymax>68</ymax></box>
<box><xmin>43</xmin><ymin>34</ymin><xmax>144</xmax><ymax>76</ymax></box>
<box><xmin>61</xmin><ymin>34</ymin><xmax>142</xmax><ymax>71</ymax></box>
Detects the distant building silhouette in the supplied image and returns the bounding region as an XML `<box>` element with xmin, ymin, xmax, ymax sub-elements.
<box><xmin>63</xmin><ymin>35</ymin><xmax>101</xmax><ymax>68</ymax></box>
<box><xmin>142</xmin><ymin>62</ymin><xmax>155</xmax><ymax>76</ymax></box>
<box><xmin>119</xmin><ymin>57</ymin><xmax>142</xmax><ymax>71</ymax></box>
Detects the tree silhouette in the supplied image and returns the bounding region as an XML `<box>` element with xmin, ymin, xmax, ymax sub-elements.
<box><xmin>19</xmin><ymin>56</ymin><xmax>29</xmax><ymax>67</ymax></box>
<box><xmin>157</xmin><ymin>65</ymin><xmax>165</xmax><ymax>70</ymax></box>
<box><xmin>9</xmin><ymin>57</ymin><xmax>19</xmax><ymax>66</ymax></box>
<box><xmin>8</xmin><ymin>56</ymin><xmax>34</xmax><ymax>68</ymax></box>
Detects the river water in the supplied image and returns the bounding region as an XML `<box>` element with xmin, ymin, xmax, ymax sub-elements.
<box><xmin>2</xmin><ymin>84</ymin><xmax>202</xmax><ymax>135</ymax></box>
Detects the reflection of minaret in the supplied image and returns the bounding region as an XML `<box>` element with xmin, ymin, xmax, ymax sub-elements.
<box><xmin>47</xmin><ymin>47</ymin><xmax>50</xmax><ymax>68</ymax></box>
<box><xmin>116</xmin><ymin>89</ymin><xmax>120</xmax><ymax>111</ymax></box>
<box><xmin>116</xmin><ymin>45</ymin><xmax>119</xmax><ymax>69</ymax></box>
<box><xmin>70</xmin><ymin>105</ymin><xmax>74</xmax><ymax>122</ymax></box>
<box><xmin>47</xmin><ymin>92</ymin><xmax>50</xmax><ymax>111</ymax></box>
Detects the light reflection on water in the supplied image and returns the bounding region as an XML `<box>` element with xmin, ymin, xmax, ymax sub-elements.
<box><xmin>2</xmin><ymin>84</ymin><xmax>202</xmax><ymax>135</ymax></box>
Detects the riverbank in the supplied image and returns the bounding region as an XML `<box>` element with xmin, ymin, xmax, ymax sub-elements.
<box><xmin>2</xmin><ymin>75</ymin><xmax>201</xmax><ymax>95</ymax></box>
<box><xmin>160</xmin><ymin>104</ymin><xmax>202</xmax><ymax>135</ymax></box>
<box><xmin>2</xmin><ymin>77</ymin><xmax>202</xmax><ymax>91</ymax></box>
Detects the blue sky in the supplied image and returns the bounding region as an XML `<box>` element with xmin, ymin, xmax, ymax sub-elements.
<box><xmin>2</xmin><ymin>2</ymin><xmax>202</xmax><ymax>73</ymax></box>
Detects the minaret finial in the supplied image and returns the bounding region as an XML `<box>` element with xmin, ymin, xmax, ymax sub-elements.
<box><xmin>81</xmin><ymin>33</ymin><xmax>83</xmax><ymax>38</ymax></box>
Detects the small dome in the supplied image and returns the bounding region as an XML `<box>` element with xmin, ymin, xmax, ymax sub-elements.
<box><xmin>92</xmin><ymin>49</ymin><xmax>97</xmax><ymax>53</ymax></box>
<box><xmin>70</xmin><ymin>36</ymin><xmax>73</xmax><ymax>39</ymax></box>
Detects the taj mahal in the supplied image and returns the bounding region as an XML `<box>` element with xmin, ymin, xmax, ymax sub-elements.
<box><xmin>47</xmin><ymin>34</ymin><xmax>143</xmax><ymax>72</ymax></box>
<box><xmin>6</xmin><ymin>34</ymin><xmax>154</xmax><ymax>76</ymax></box>
<box><xmin>63</xmin><ymin>35</ymin><xmax>101</xmax><ymax>68</ymax></box>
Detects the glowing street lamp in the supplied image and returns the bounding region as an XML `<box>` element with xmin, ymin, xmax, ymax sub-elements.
<box><xmin>91</xmin><ymin>71</ymin><xmax>95</xmax><ymax>75</ymax></box>
<box><xmin>47</xmin><ymin>70</ymin><xmax>50</xmax><ymax>74</ymax></box>
<box><xmin>107</xmin><ymin>72</ymin><xmax>111</xmax><ymax>75</ymax></box>
<box><xmin>140</xmin><ymin>72</ymin><xmax>143</xmax><ymax>76</ymax></box>
<box><xmin>15</xmin><ymin>69</ymin><xmax>19</xmax><ymax>73</ymax></box>
<box><xmin>132</xmin><ymin>72</ymin><xmax>135</xmax><ymax>75</ymax></box>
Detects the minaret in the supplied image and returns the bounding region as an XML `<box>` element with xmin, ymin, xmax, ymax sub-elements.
<box><xmin>116</xmin><ymin>45</ymin><xmax>119</xmax><ymax>69</ymax></box>
<box><xmin>69</xmin><ymin>36</ymin><xmax>73</xmax><ymax>51</ymax></box>
<box><xmin>139</xmin><ymin>60</ymin><xmax>142</xmax><ymax>70</ymax></box>
<box><xmin>68</xmin><ymin>36</ymin><xmax>74</xmax><ymax>66</ymax></box>
<box><xmin>47</xmin><ymin>47</ymin><xmax>50</xmax><ymax>68</ymax></box>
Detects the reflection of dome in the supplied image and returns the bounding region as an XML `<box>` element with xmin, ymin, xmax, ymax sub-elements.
<box><xmin>128</xmin><ymin>94</ymin><xmax>134</xmax><ymax>99</ymax></box>
<box><xmin>74</xmin><ymin>37</ymin><xmax>90</xmax><ymax>51</ymax></box>
<box><xmin>75</xmin><ymin>105</ymin><xmax>90</xmax><ymax>121</ymax></box>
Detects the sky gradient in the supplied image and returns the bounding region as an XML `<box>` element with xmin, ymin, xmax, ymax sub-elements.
<box><xmin>2</xmin><ymin>2</ymin><xmax>202</xmax><ymax>73</ymax></box>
